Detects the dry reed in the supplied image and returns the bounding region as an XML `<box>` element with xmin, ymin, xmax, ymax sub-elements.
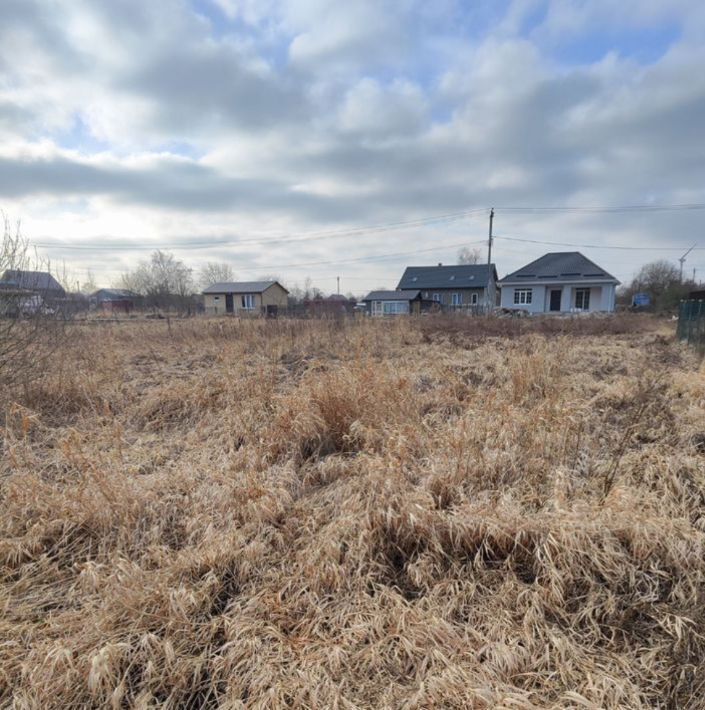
<box><xmin>1</xmin><ymin>315</ymin><xmax>704</xmax><ymax>708</ymax></box>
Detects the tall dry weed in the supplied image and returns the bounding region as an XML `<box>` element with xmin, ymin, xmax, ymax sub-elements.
<box><xmin>2</xmin><ymin>315</ymin><xmax>704</xmax><ymax>708</ymax></box>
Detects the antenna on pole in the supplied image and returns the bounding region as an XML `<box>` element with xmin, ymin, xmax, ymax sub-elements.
<box><xmin>679</xmin><ymin>244</ymin><xmax>696</xmax><ymax>283</ymax></box>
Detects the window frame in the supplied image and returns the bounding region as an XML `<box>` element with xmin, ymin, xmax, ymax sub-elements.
<box><xmin>470</xmin><ymin>292</ymin><xmax>478</xmax><ymax>305</ymax></box>
<box><xmin>513</xmin><ymin>288</ymin><xmax>533</xmax><ymax>305</ymax></box>
<box><xmin>451</xmin><ymin>293</ymin><xmax>461</xmax><ymax>306</ymax></box>
<box><xmin>241</xmin><ymin>293</ymin><xmax>255</xmax><ymax>310</ymax></box>
<box><xmin>382</xmin><ymin>300</ymin><xmax>409</xmax><ymax>315</ymax></box>
<box><xmin>575</xmin><ymin>288</ymin><xmax>591</xmax><ymax>311</ymax></box>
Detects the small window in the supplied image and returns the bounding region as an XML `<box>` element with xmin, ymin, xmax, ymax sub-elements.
<box><xmin>451</xmin><ymin>293</ymin><xmax>461</xmax><ymax>306</ymax></box>
<box><xmin>433</xmin><ymin>293</ymin><xmax>441</xmax><ymax>303</ymax></box>
<box><xmin>213</xmin><ymin>296</ymin><xmax>220</xmax><ymax>301</ymax></box>
<box><xmin>241</xmin><ymin>294</ymin><xmax>255</xmax><ymax>309</ymax></box>
<box><xmin>575</xmin><ymin>288</ymin><xmax>590</xmax><ymax>310</ymax></box>
<box><xmin>449</xmin><ymin>275</ymin><xmax>455</xmax><ymax>281</ymax></box>
<box><xmin>423</xmin><ymin>292</ymin><xmax>429</xmax><ymax>298</ymax></box>
<box><xmin>514</xmin><ymin>288</ymin><xmax>533</xmax><ymax>305</ymax></box>
<box><xmin>470</xmin><ymin>293</ymin><xmax>478</xmax><ymax>305</ymax></box>
<box><xmin>382</xmin><ymin>300</ymin><xmax>409</xmax><ymax>315</ymax></box>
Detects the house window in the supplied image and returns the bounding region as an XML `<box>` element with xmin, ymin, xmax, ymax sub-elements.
<box><xmin>382</xmin><ymin>300</ymin><xmax>409</xmax><ymax>315</ymax></box>
<box><xmin>470</xmin><ymin>293</ymin><xmax>478</xmax><ymax>305</ymax></box>
<box><xmin>514</xmin><ymin>288</ymin><xmax>533</xmax><ymax>305</ymax></box>
<box><xmin>432</xmin><ymin>293</ymin><xmax>441</xmax><ymax>303</ymax></box>
<box><xmin>241</xmin><ymin>294</ymin><xmax>255</xmax><ymax>309</ymax></box>
<box><xmin>575</xmin><ymin>288</ymin><xmax>591</xmax><ymax>310</ymax></box>
<box><xmin>451</xmin><ymin>293</ymin><xmax>461</xmax><ymax>306</ymax></box>
<box><xmin>213</xmin><ymin>296</ymin><xmax>220</xmax><ymax>301</ymax></box>
<box><xmin>423</xmin><ymin>292</ymin><xmax>429</xmax><ymax>298</ymax></box>
<box><xmin>372</xmin><ymin>301</ymin><xmax>383</xmax><ymax>316</ymax></box>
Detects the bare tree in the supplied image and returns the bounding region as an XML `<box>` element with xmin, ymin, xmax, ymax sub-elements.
<box><xmin>198</xmin><ymin>262</ymin><xmax>234</xmax><ymax>289</ymax></box>
<box><xmin>457</xmin><ymin>247</ymin><xmax>482</xmax><ymax>265</ymax></box>
<box><xmin>122</xmin><ymin>250</ymin><xmax>195</xmax><ymax>314</ymax></box>
<box><xmin>80</xmin><ymin>270</ymin><xmax>97</xmax><ymax>295</ymax></box>
<box><xmin>619</xmin><ymin>259</ymin><xmax>689</xmax><ymax>311</ymax></box>
<box><xmin>0</xmin><ymin>216</ymin><xmax>67</xmax><ymax>394</ymax></box>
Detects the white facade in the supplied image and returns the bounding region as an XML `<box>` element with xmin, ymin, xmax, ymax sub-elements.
<box><xmin>499</xmin><ymin>281</ymin><xmax>617</xmax><ymax>314</ymax></box>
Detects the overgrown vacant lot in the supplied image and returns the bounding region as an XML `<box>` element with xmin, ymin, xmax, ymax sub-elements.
<box><xmin>2</xmin><ymin>316</ymin><xmax>705</xmax><ymax>708</ymax></box>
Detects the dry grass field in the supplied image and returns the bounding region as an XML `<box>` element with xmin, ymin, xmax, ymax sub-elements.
<box><xmin>2</xmin><ymin>315</ymin><xmax>705</xmax><ymax>708</ymax></box>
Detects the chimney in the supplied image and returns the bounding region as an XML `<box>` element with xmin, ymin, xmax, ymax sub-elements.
<box><xmin>438</xmin><ymin>262</ymin><xmax>442</xmax><ymax>267</ymax></box>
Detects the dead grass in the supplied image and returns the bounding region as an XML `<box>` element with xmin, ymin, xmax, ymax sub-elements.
<box><xmin>2</xmin><ymin>315</ymin><xmax>705</xmax><ymax>708</ymax></box>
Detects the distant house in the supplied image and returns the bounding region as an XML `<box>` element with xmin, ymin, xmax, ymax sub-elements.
<box><xmin>203</xmin><ymin>281</ymin><xmax>289</xmax><ymax>316</ymax></box>
<box><xmin>305</xmin><ymin>294</ymin><xmax>356</xmax><ymax>317</ymax></box>
<box><xmin>362</xmin><ymin>289</ymin><xmax>425</xmax><ymax>316</ymax></box>
<box><xmin>92</xmin><ymin>288</ymin><xmax>138</xmax><ymax>313</ymax></box>
<box><xmin>498</xmin><ymin>252</ymin><xmax>619</xmax><ymax>314</ymax></box>
<box><xmin>0</xmin><ymin>270</ymin><xmax>65</xmax><ymax>297</ymax></box>
<box><xmin>397</xmin><ymin>263</ymin><xmax>498</xmax><ymax>309</ymax></box>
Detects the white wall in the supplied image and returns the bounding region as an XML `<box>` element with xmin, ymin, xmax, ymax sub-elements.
<box><xmin>500</xmin><ymin>282</ymin><xmax>617</xmax><ymax>313</ymax></box>
<box><xmin>500</xmin><ymin>284</ymin><xmax>546</xmax><ymax>314</ymax></box>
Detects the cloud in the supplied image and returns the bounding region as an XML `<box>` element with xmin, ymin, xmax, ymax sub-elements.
<box><xmin>0</xmin><ymin>0</ymin><xmax>704</xmax><ymax>291</ymax></box>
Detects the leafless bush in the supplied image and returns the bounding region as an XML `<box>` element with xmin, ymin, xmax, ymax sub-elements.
<box><xmin>0</xmin><ymin>216</ymin><xmax>67</xmax><ymax>399</ymax></box>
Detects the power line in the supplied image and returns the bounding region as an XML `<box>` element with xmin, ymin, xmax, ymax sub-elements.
<box><xmin>30</xmin><ymin>202</ymin><xmax>705</xmax><ymax>252</ymax></box>
<box><xmin>496</xmin><ymin>204</ymin><xmax>705</xmax><ymax>213</ymax></box>
<box><xmin>244</xmin><ymin>239</ymin><xmax>488</xmax><ymax>270</ymax></box>
<box><xmin>494</xmin><ymin>234</ymin><xmax>701</xmax><ymax>251</ymax></box>
<box><xmin>32</xmin><ymin>208</ymin><xmax>489</xmax><ymax>252</ymax></box>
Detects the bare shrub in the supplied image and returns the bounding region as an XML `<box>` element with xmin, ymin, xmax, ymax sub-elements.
<box><xmin>0</xmin><ymin>216</ymin><xmax>67</xmax><ymax>401</ymax></box>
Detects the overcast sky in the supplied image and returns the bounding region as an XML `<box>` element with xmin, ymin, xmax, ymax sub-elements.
<box><xmin>1</xmin><ymin>0</ymin><xmax>704</xmax><ymax>294</ymax></box>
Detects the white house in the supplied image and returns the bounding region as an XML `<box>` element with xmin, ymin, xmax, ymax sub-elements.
<box><xmin>498</xmin><ymin>252</ymin><xmax>619</xmax><ymax>314</ymax></box>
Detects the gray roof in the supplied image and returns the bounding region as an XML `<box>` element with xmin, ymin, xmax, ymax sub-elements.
<box><xmin>363</xmin><ymin>289</ymin><xmax>421</xmax><ymax>301</ymax></box>
<box><xmin>0</xmin><ymin>269</ymin><xmax>65</xmax><ymax>293</ymax></box>
<box><xmin>499</xmin><ymin>252</ymin><xmax>619</xmax><ymax>284</ymax></box>
<box><xmin>397</xmin><ymin>264</ymin><xmax>497</xmax><ymax>290</ymax></box>
<box><xmin>202</xmin><ymin>280</ymin><xmax>288</xmax><ymax>294</ymax></box>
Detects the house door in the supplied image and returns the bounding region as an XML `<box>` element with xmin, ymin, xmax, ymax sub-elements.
<box><xmin>225</xmin><ymin>294</ymin><xmax>234</xmax><ymax>313</ymax></box>
<box><xmin>549</xmin><ymin>289</ymin><xmax>562</xmax><ymax>312</ymax></box>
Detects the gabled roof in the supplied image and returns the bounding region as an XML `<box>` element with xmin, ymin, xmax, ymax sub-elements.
<box><xmin>397</xmin><ymin>264</ymin><xmax>497</xmax><ymax>290</ymax></box>
<box><xmin>362</xmin><ymin>289</ymin><xmax>421</xmax><ymax>301</ymax></box>
<box><xmin>202</xmin><ymin>280</ymin><xmax>289</xmax><ymax>294</ymax></box>
<box><xmin>1</xmin><ymin>269</ymin><xmax>65</xmax><ymax>293</ymax></box>
<box><xmin>499</xmin><ymin>252</ymin><xmax>619</xmax><ymax>284</ymax></box>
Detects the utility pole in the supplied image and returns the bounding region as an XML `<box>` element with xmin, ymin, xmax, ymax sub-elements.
<box><xmin>694</xmin><ymin>268</ymin><xmax>697</xmax><ymax>284</ymax></box>
<box><xmin>486</xmin><ymin>208</ymin><xmax>494</xmax><ymax>310</ymax></box>
<box><xmin>679</xmin><ymin>244</ymin><xmax>696</xmax><ymax>283</ymax></box>
<box><xmin>487</xmin><ymin>208</ymin><xmax>494</xmax><ymax>268</ymax></box>
<box><xmin>336</xmin><ymin>276</ymin><xmax>340</xmax><ymax>295</ymax></box>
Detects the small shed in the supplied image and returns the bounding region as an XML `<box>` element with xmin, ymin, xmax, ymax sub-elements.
<box><xmin>203</xmin><ymin>281</ymin><xmax>289</xmax><ymax>316</ymax></box>
<box><xmin>362</xmin><ymin>289</ymin><xmax>424</xmax><ymax>316</ymax></box>
<box><xmin>305</xmin><ymin>294</ymin><xmax>356</xmax><ymax>317</ymax></box>
<box><xmin>92</xmin><ymin>288</ymin><xmax>139</xmax><ymax>313</ymax></box>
